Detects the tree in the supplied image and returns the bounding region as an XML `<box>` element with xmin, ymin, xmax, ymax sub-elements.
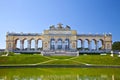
<box><xmin>112</xmin><ymin>41</ymin><xmax>120</xmax><ymax>51</ymax></box>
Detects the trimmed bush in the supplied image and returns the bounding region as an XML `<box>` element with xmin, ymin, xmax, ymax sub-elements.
<box><xmin>8</xmin><ymin>52</ymin><xmax>15</xmax><ymax>56</ymax></box>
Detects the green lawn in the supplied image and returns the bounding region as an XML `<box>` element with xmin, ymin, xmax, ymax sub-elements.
<box><xmin>0</xmin><ymin>54</ymin><xmax>50</xmax><ymax>64</ymax></box>
<box><xmin>0</xmin><ymin>68</ymin><xmax>120</xmax><ymax>80</ymax></box>
<box><xmin>72</xmin><ymin>54</ymin><xmax>120</xmax><ymax>65</ymax></box>
<box><xmin>0</xmin><ymin>68</ymin><xmax>120</xmax><ymax>75</ymax></box>
<box><xmin>0</xmin><ymin>53</ymin><xmax>120</xmax><ymax>65</ymax></box>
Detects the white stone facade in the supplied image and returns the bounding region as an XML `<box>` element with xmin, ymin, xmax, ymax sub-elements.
<box><xmin>6</xmin><ymin>24</ymin><xmax>112</xmax><ymax>55</ymax></box>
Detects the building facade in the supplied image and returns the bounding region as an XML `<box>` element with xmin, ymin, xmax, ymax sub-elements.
<box><xmin>6</xmin><ymin>24</ymin><xmax>112</xmax><ymax>56</ymax></box>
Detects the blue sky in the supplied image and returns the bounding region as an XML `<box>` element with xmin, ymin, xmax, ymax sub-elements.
<box><xmin>0</xmin><ymin>0</ymin><xmax>120</xmax><ymax>49</ymax></box>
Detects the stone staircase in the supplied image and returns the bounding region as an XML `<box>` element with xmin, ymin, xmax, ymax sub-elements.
<box><xmin>41</xmin><ymin>50</ymin><xmax>79</xmax><ymax>56</ymax></box>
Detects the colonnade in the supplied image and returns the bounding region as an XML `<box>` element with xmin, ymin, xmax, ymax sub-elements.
<box><xmin>16</xmin><ymin>39</ymin><xmax>42</xmax><ymax>50</ymax></box>
<box><xmin>77</xmin><ymin>39</ymin><xmax>104</xmax><ymax>51</ymax></box>
<box><xmin>15</xmin><ymin>39</ymin><xmax>108</xmax><ymax>51</ymax></box>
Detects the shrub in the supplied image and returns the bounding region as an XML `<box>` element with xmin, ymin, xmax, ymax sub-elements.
<box><xmin>8</xmin><ymin>52</ymin><xmax>15</xmax><ymax>56</ymax></box>
<box><xmin>0</xmin><ymin>52</ymin><xmax>7</xmax><ymax>56</ymax></box>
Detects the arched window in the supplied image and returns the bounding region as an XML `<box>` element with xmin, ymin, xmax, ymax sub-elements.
<box><xmin>58</xmin><ymin>39</ymin><xmax>62</xmax><ymax>49</ymax></box>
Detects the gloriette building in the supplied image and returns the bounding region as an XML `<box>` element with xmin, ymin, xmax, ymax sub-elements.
<box><xmin>6</xmin><ymin>23</ymin><xmax>112</xmax><ymax>56</ymax></box>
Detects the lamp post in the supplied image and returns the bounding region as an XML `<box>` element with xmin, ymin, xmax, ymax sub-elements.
<box><xmin>118</xmin><ymin>52</ymin><xmax>120</xmax><ymax>57</ymax></box>
<box><xmin>110</xmin><ymin>50</ymin><xmax>113</xmax><ymax>57</ymax></box>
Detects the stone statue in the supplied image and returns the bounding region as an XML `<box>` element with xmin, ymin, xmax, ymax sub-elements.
<box><xmin>57</xmin><ymin>23</ymin><xmax>63</xmax><ymax>28</ymax></box>
<box><xmin>66</xmin><ymin>25</ymin><xmax>71</xmax><ymax>30</ymax></box>
<box><xmin>50</xmin><ymin>25</ymin><xmax>55</xmax><ymax>30</ymax></box>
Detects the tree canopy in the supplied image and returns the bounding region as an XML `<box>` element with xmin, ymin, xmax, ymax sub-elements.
<box><xmin>112</xmin><ymin>41</ymin><xmax>120</xmax><ymax>51</ymax></box>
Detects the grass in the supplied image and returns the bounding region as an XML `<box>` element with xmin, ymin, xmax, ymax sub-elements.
<box><xmin>42</xmin><ymin>60</ymin><xmax>83</xmax><ymax>65</ymax></box>
<box><xmin>0</xmin><ymin>53</ymin><xmax>120</xmax><ymax>65</ymax></box>
<box><xmin>0</xmin><ymin>54</ymin><xmax>50</xmax><ymax>64</ymax></box>
<box><xmin>48</xmin><ymin>56</ymin><xmax>74</xmax><ymax>59</ymax></box>
<box><xmin>0</xmin><ymin>68</ymin><xmax>120</xmax><ymax>75</ymax></box>
<box><xmin>72</xmin><ymin>54</ymin><xmax>120</xmax><ymax>65</ymax></box>
<box><xmin>0</xmin><ymin>68</ymin><xmax>120</xmax><ymax>80</ymax></box>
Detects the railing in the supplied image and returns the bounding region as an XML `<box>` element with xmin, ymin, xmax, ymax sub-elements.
<box><xmin>77</xmin><ymin>34</ymin><xmax>112</xmax><ymax>36</ymax></box>
<box><xmin>13</xmin><ymin>49</ymin><xmax>41</xmax><ymax>53</ymax></box>
<box><xmin>12</xmin><ymin>49</ymin><xmax>111</xmax><ymax>53</ymax></box>
<box><xmin>7</xmin><ymin>33</ymin><xmax>42</xmax><ymax>36</ymax></box>
<box><xmin>79</xmin><ymin>50</ymin><xmax>111</xmax><ymax>53</ymax></box>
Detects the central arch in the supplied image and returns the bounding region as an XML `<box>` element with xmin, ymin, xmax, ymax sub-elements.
<box><xmin>50</xmin><ymin>39</ymin><xmax>55</xmax><ymax>50</ymax></box>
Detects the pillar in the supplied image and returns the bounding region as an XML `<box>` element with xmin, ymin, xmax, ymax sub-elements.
<box><xmin>20</xmin><ymin>40</ymin><xmax>24</xmax><ymax>50</ymax></box>
<box><xmin>81</xmin><ymin>41</ymin><xmax>84</xmax><ymax>51</ymax></box>
<box><xmin>96</xmin><ymin>41</ymin><xmax>99</xmax><ymax>51</ymax></box>
<box><xmin>35</xmin><ymin>40</ymin><xmax>38</xmax><ymax>50</ymax></box>
<box><xmin>55</xmin><ymin>41</ymin><xmax>57</xmax><ymax>50</ymax></box>
<box><xmin>27</xmin><ymin>40</ymin><xmax>31</xmax><ymax>50</ymax></box>
<box><xmin>88</xmin><ymin>41</ymin><xmax>92</xmax><ymax>51</ymax></box>
<box><xmin>62</xmin><ymin>41</ymin><xmax>65</xmax><ymax>50</ymax></box>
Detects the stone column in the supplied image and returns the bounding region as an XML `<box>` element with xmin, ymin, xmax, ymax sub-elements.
<box><xmin>55</xmin><ymin>41</ymin><xmax>57</xmax><ymax>50</ymax></box>
<box><xmin>88</xmin><ymin>41</ymin><xmax>92</xmax><ymax>51</ymax></box>
<box><xmin>96</xmin><ymin>41</ymin><xmax>99</xmax><ymax>51</ymax></box>
<box><xmin>27</xmin><ymin>40</ymin><xmax>31</xmax><ymax>50</ymax></box>
<box><xmin>81</xmin><ymin>41</ymin><xmax>84</xmax><ymax>51</ymax></box>
<box><xmin>35</xmin><ymin>40</ymin><xmax>38</xmax><ymax>50</ymax></box>
<box><xmin>20</xmin><ymin>40</ymin><xmax>23</xmax><ymax>50</ymax></box>
<box><xmin>62</xmin><ymin>41</ymin><xmax>65</xmax><ymax>50</ymax></box>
